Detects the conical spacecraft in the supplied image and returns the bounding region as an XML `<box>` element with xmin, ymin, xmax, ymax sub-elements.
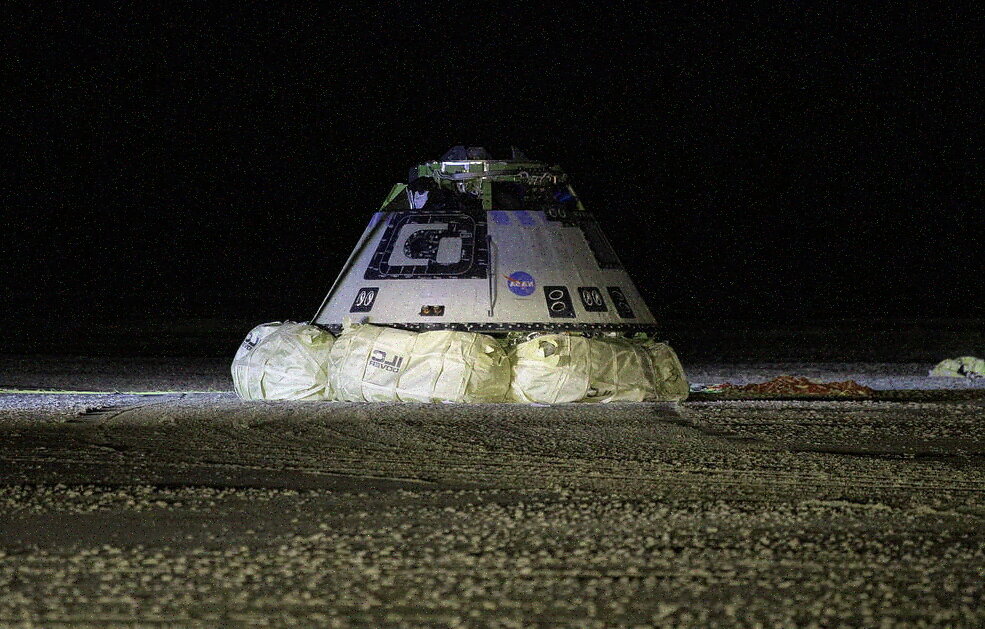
<box><xmin>313</xmin><ymin>146</ymin><xmax>657</xmax><ymax>336</ymax></box>
<box><xmin>232</xmin><ymin>147</ymin><xmax>687</xmax><ymax>403</ymax></box>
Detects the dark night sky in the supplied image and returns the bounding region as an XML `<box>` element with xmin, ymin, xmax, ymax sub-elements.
<box><xmin>6</xmin><ymin>4</ymin><xmax>983</xmax><ymax>326</ymax></box>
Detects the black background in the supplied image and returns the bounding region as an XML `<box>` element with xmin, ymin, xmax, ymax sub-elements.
<box><xmin>7</xmin><ymin>4</ymin><xmax>982</xmax><ymax>329</ymax></box>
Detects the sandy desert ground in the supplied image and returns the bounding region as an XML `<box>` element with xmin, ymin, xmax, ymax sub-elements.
<box><xmin>1</xmin><ymin>348</ymin><xmax>984</xmax><ymax>627</ymax></box>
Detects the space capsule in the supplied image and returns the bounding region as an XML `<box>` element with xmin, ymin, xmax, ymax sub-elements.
<box><xmin>233</xmin><ymin>147</ymin><xmax>686</xmax><ymax>403</ymax></box>
<box><xmin>312</xmin><ymin>146</ymin><xmax>657</xmax><ymax>335</ymax></box>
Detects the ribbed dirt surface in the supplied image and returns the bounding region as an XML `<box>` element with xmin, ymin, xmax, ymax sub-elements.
<box><xmin>0</xmin><ymin>387</ymin><xmax>984</xmax><ymax>627</ymax></box>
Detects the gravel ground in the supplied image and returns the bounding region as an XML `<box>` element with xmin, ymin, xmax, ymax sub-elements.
<box><xmin>1</xmin><ymin>356</ymin><xmax>984</xmax><ymax>627</ymax></box>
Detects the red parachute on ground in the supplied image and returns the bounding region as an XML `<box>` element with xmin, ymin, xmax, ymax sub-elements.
<box><xmin>706</xmin><ymin>375</ymin><xmax>875</xmax><ymax>397</ymax></box>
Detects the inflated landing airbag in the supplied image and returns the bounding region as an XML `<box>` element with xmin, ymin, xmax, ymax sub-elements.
<box><xmin>328</xmin><ymin>322</ymin><xmax>510</xmax><ymax>402</ymax></box>
<box><xmin>508</xmin><ymin>334</ymin><xmax>689</xmax><ymax>404</ymax></box>
<box><xmin>231</xmin><ymin>322</ymin><xmax>336</xmax><ymax>401</ymax></box>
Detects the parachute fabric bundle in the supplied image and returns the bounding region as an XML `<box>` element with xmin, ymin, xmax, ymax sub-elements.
<box><xmin>702</xmin><ymin>375</ymin><xmax>875</xmax><ymax>397</ymax></box>
<box><xmin>508</xmin><ymin>335</ymin><xmax>689</xmax><ymax>404</ymax></box>
<box><xmin>328</xmin><ymin>322</ymin><xmax>510</xmax><ymax>403</ymax></box>
<box><xmin>930</xmin><ymin>356</ymin><xmax>985</xmax><ymax>379</ymax></box>
<box><xmin>231</xmin><ymin>322</ymin><xmax>336</xmax><ymax>401</ymax></box>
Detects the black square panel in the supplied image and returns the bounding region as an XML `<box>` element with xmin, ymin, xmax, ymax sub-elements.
<box><xmin>365</xmin><ymin>211</ymin><xmax>488</xmax><ymax>280</ymax></box>
<box><xmin>578</xmin><ymin>287</ymin><xmax>608</xmax><ymax>312</ymax></box>
<box><xmin>350</xmin><ymin>287</ymin><xmax>379</xmax><ymax>313</ymax></box>
<box><xmin>544</xmin><ymin>286</ymin><xmax>575</xmax><ymax>318</ymax></box>
<box><xmin>607</xmin><ymin>286</ymin><xmax>635</xmax><ymax>319</ymax></box>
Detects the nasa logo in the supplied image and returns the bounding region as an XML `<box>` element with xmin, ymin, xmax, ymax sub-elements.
<box><xmin>505</xmin><ymin>271</ymin><xmax>536</xmax><ymax>297</ymax></box>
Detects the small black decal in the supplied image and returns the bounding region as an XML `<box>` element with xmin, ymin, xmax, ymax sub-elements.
<box><xmin>368</xmin><ymin>349</ymin><xmax>404</xmax><ymax>372</ymax></box>
<box><xmin>578</xmin><ymin>287</ymin><xmax>608</xmax><ymax>312</ymax></box>
<box><xmin>350</xmin><ymin>287</ymin><xmax>379</xmax><ymax>313</ymax></box>
<box><xmin>607</xmin><ymin>287</ymin><xmax>635</xmax><ymax>318</ymax></box>
<box><xmin>544</xmin><ymin>286</ymin><xmax>575</xmax><ymax>318</ymax></box>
